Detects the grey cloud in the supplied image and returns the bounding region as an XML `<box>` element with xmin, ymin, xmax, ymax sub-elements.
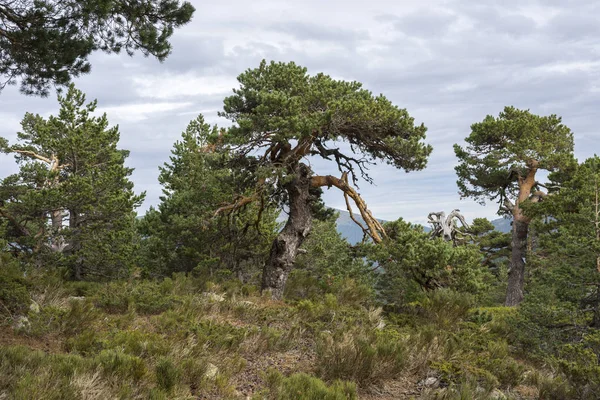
<box><xmin>268</xmin><ymin>21</ymin><xmax>369</xmax><ymax>44</ymax></box>
<box><xmin>545</xmin><ymin>12</ymin><xmax>600</xmax><ymax>40</ymax></box>
<box><xmin>390</xmin><ymin>9</ymin><xmax>457</xmax><ymax>38</ymax></box>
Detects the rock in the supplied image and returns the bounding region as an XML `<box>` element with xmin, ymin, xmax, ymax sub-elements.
<box><xmin>204</xmin><ymin>363</ymin><xmax>218</xmax><ymax>379</ymax></box>
<box><xmin>29</xmin><ymin>301</ymin><xmax>40</xmax><ymax>314</ymax></box>
<box><xmin>490</xmin><ymin>389</ymin><xmax>506</xmax><ymax>399</ymax></box>
<box><xmin>204</xmin><ymin>292</ymin><xmax>225</xmax><ymax>302</ymax></box>
<box><xmin>13</xmin><ymin>315</ymin><xmax>30</xmax><ymax>331</ymax></box>
<box><xmin>420</xmin><ymin>377</ymin><xmax>440</xmax><ymax>388</ymax></box>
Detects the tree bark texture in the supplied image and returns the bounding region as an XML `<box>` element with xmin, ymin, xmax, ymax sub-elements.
<box><xmin>261</xmin><ymin>164</ymin><xmax>313</xmax><ymax>299</ymax></box>
<box><xmin>505</xmin><ymin>218</ymin><xmax>529</xmax><ymax>306</ymax></box>
<box><xmin>505</xmin><ymin>162</ymin><xmax>537</xmax><ymax>306</ymax></box>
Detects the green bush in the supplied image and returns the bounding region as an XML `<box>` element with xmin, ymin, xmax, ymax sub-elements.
<box><xmin>62</xmin><ymin>299</ymin><xmax>100</xmax><ymax>336</ymax></box>
<box><xmin>109</xmin><ymin>330</ymin><xmax>170</xmax><ymax>358</ymax></box>
<box><xmin>155</xmin><ymin>358</ymin><xmax>180</xmax><ymax>393</ymax></box>
<box><xmin>0</xmin><ymin>259</ymin><xmax>29</xmax><ymax>317</ymax></box>
<box><xmin>131</xmin><ymin>280</ymin><xmax>176</xmax><ymax>314</ymax></box>
<box><xmin>418</xmin><ymin>289</ymin><xmax>474</xmax><ymax>328</ymax></box>
<box><xmin>97</xmin><ymin>349</ymin><xmax>147</xmax><ymax>381</ymax></box>
<box><xmin>95</xmin><ymin>281</ymin><xmax>130</xmax><ymax>313</ymax></box>
<box><xmin>316</xmin><ymin>327</ymin><xmax>406</xmax><ymax>385</ymax></box>
<box><xmin>64</xmin><ymin>329</ymin><xmax>105</xmax><ymax>355</ymax></box>
<box><xmin>261</xmin><ymin>370</ymin><xmax>357</xmax><ymax>400</ymax></box>
<box><xmin>95</xmin><ymin>280</ymin><xmax>176</xmax><ymax>315</ymax></box>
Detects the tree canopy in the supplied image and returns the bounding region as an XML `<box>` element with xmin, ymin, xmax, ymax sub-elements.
<box><xmin>0</xmin><ymin>0</ymin><xmax>195</xmax><ymax>96</ymax></box>
<box><xmin>454</xmin><ymin>106</ymin><xmax>575</xmax><ymax>306</ymax></box>
<box><xmin>0</xmin><ymin>84</ymin><xmax>144</xmax><ymax>278</ymax></box>
<box><xmin>138</xmin><ymin>115</ymin><xmax>278</xmax><ymax>279</ymax></box>
<box><xmin>217</xmin><ymin>60</ymin><xmax>432</xmax><ymax>298</ymax></box>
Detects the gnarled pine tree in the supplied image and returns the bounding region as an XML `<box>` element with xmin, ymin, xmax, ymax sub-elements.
<box><xmin>216</xmin><ymin>60</ymin><xmax>432</xmax><ymax>299</ymax></box>
<box><xmin>454</xmin><ymin>106</ymin><xmax>575</xmax><ymax>306</ymax></box>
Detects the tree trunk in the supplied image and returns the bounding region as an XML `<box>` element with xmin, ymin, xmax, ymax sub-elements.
<box><xmin>505</xmin><ymin>218</ymin><xmax>529</xmax><ymax>306</ymax></box>
<box><xmin>505</xmin><ymin>163</ymin><xmax>538</xmax><ymax>307</ymax></box>
<box><xmin>261</xmin><ymin>164</ymin><xmax>313</xmax><ymax>299</ymax></box>
<box><xmin>67</xmin><ymin>210</ymin><xmax>83</xmax><ymax>280</ymax></box>
<box><xmin>49</xmin><ymin>209</ymin><xmax>66</xmax><ymax>252</ymax></box>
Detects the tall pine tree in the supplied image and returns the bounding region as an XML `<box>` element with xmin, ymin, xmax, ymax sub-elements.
<box><xmin>454</xmin><ymin>107</ymin><xmax>575</xmax><ymax>306</ymax></box>
<box><xmin>138</xmin><ymin>115</ymin><xmax>278</xmax><ymax>280</ymax></box>
<box><xmin>0</xmin><ymin>84</ymin><xmax>144</xmax><ymax>279</ymax></box>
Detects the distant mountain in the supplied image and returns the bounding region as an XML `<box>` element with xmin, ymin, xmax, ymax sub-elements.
<box><xmin>331</xmin><ymin>209</ymin><xmax>511</xmax><ymax>244</ymax></box>
<box><xmin>490</xmin><ymin>217</ymin><xmax>512</xmax><ymax>233</ymax></box>
<box><xmin>333</xmin><ymin>209</ymin><xmax>385</xmax><ymax>244</ymax></box>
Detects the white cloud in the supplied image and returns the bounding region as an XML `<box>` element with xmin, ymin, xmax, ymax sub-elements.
<box><xmin>133</xmin><ymin>73</ymin><xmax>237</xmax><ymax>99</ymax></box>
<box><xmin>96</xmin><ymin>102</ymin><xmax>193</xmax><ymax>123</ymax></box>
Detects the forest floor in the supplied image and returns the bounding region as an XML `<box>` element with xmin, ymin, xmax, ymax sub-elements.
<box><xmin>0</xmin><ymin>275</ymin><xmax>549</xmax><ymax>399</ymax></box>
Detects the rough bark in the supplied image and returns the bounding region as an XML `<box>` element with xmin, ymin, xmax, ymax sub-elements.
<box><xmin>506</xmin><ymin>218</ymin><xmax>529</xmax><ymax>306</ymax></box>
<box><xmin>261</xmin><ymin>164</ymin><xmax>313</xmax><ymax>299</ymax></box>
<box><xmin>505</xmin><ymin>161</ymin><xmax>538</xmax><ymax>306</ymax></box>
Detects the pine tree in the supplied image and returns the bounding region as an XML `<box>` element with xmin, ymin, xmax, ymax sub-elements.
<box><xmin>0</xmin><ymin>84</ymin><xmax>144</xmax><ymax>279</ymax></box>
<box><xmin>217</xmin><ymin>60</ymin><xmax>432</xmax><ymax>298</ymax></box>
<box><xmin>532</xmin><ymin>156</ymin><xmax>600</xmax><ymax>326</ymax></box>
<box><xmin>454</xmin><ymin>106</ymin><xmax>575</xmax><ymax>306</ymax></box>
<box><xmin>0</xmin><ymin>0</ymin><xmax>195</xmax><ymax>96</ymax></box>
<box><xmin>138</xmin><ymin>115</ymin><xmax>278</xmax><ymax>280</ymax></box>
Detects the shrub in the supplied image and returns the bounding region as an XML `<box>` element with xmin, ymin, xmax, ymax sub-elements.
<box><xmin>96</xmin><ymin>349</ymin><xmax>147</xmax><ymax>381</ymax></box>
<box><xmin>109</xmin><ymin>330</ymin><xmax>170</xmax><ymax>358</ymax></box>
<box><xmin>0</xmin><ymin>259</ymin><xmax>29</xmax><ymax>317</ymax></box>
<box><xmin>418</xmin><ymin>289</ymin><xmax>474</xmax><ymax>328</ymax></box>
<box><xmin>261</xmin><ymin>370</ymin><xmax>357</xmax><ymax>400</ymax></box>
<box><xmin>64</xmin><ymin>329</ymin><xmax>105</xmax><ymax>355</ymax></box>
<box><xmin>95</xmin><ymin>282</ymin><xmax>130</xmax><ymax>313</ymax></box>
<box><xmin>316</xmin><ymin>327</ymin><xmax>406</xmax><ymax>385</ymax></box>
<box><xmin>130</xmin><ymin>281</ymin><xmax>176</xmax><ymax>314</ymax></box>
<box><xmin>62</xmin><ymin>299</ymin><xmax>100</xmax><ymax>336</ymax></box>
<box><xmin>95</xmin><ymin>280</ymin><xmax>176</xmax><ymax>315</ymax></box>
<box><xmin>155</xmin><ymin>358</ymin><xmax>180</xmax><ymax>393</ymax></box>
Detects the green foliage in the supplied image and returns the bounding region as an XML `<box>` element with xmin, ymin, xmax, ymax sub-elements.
<box><xmin>97</xmin><ymin>349</ymin><xmax>147</xmax><ymax>381</ymax></box>
<box><xmin>94</xmin><ymin>280</ymin><xmax>176</xmax><ymax>315</ymax></box>
<box><xmin>0</xmin><ymin>85</ymin><xmax>144</xmax><ymax>280</ymax></box>
<box><xmin>468</xmin><ymin>217</ymin><xmax>510</xmax><ymax>274</ymax></box>
<box><xmin>417</xmin><ymin>289</ymin><xmax>474</xmax><ymax>328</ymax></box>
<box><xmin>261</xmin><ymin>370</ymin><xmax>357</xmax><ymax>400</ymax></box>
<box><xmin>138</xmin><ymin>114</ymin><xmax>278</xmax><ymax>279</ymax></box>
<box><xmin>368</xmin><ymin>218</ymin><xmax>490</xmax><ymax>307</ymax></box>
<box><xmin>530</xmin><ymin>156</ymin><xmax>600</xmax><ymax>324</ymax></box>
<box><xmin>221</xmin><ymin>60</ymin><xmax>431</xmax><ymax>182</ymax></box>
<box><xmin>0</xmin><ymin>256</ymin><xmax>29</xmax><ymax>317</ymax></box>
<box><xmin>24</xmin><ymin>299</ymin><xmax>98</xmax><ymax>337</ymax></box>
<box><xmin>454</xmin><ymin>106</ymin><xmax>575</xmax><ymax>208</ymax></box>
<box><xmin>0</xmin><ymin>0</ymin><xmax>195</xmax><ymax>96</ymax></box>
<box><xmin>286</xmin><ymin>216</ymin><xmax>374</xmax><ymax>303</ymax></box>
<box><xmin>155</xmin><ymin>358</ymin><xmax>180</xmax><ymax>393</ymax></box>
<box><xmin>316</xmin><ymin>327</ymin><xmax>406</xmax><ymax>385</ymax></box>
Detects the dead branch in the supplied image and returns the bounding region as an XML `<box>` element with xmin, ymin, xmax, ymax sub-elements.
<box><xmin>311</xmin><ymin>173</ymin><xmax>386</xmax><ymax>243</ymax></box>
<box><xmin>214</xmin><ymin>195</ymin><xmax>257</xmax><ymax>217</ymax></box>
<box><xmin>12</xmin><ymin>149</ymin><xmax>52</xmax><ymax>164</ymax></box>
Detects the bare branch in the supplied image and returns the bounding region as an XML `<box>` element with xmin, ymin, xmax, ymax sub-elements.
<box><xmin>214</xmin><ymin>195</ymin><xmax>257</xmax><ymax>217</ymax></box>
<box><xmin>11</xmin><ymin>149</ymin><xmax>52</xmax><ymax>164</ymax></box>
<box><xmin>311</xmin><ymin>173</ymin><xmax>386</xmax><ymax>243</ymax></box>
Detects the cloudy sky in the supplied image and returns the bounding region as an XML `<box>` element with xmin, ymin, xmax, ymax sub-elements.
<box><xmin>1</xmin><ymin>0</ymin><xmax>599</xmax><ymax>225</ymax></box>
